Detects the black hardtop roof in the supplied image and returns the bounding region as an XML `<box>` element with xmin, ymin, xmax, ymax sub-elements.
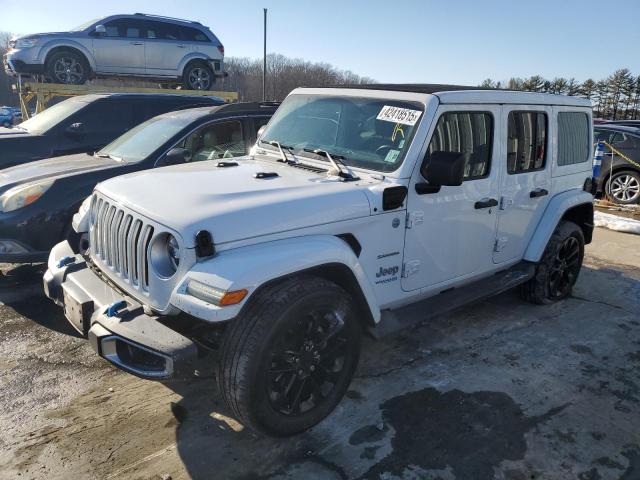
<box><xmin>159</xmin><ymin>101</ymin><xmax>280</xmax><ymax>120</ymax></box>
<box><xmin>595</xmin><ymin>124</ymin><xmax>640</xmax><ymax>135</ymax></box>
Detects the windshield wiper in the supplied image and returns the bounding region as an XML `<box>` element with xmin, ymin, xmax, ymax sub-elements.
<box><xmin>95</xmin><ymin>152</ymin><xmax>123</xmax><ymax>162</ymax></box>
<box><xmin>262</xmin><ymin>139</ymin><xmax>299</xmax><ymax>164</ymax></box>
<box><xmin>303</xmin><ymin>148</ymin><xmax>359</xmax><ymax>181</ymax></box>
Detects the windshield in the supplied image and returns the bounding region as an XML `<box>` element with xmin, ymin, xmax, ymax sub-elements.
<box><xmin>71</xmin><ymin>18</ymin><xmax>99</xmax><ymax>31</ymax></box>
<box><xmin>260</xmin><ymin>94</ymin><xmax>424</xmax><ymax>172</ymax></box>
<box><xmin>98</xmin><ymin>114</ymin><xmax>189</xmax><ymax>163</ymax></box>
<box><xmin>19</xmin><ymin>98</ymin><xmax>86</xmax><ymax>134</ymax></box>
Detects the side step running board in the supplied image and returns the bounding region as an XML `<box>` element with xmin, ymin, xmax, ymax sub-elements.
<box><xmin>371</xmin><ymin>262</ymin><xmax>535</xmax><ymax>339</ymax></box>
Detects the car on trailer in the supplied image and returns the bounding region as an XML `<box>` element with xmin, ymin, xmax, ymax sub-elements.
<box><xmin>44</xmin><ymin>85</ymin><xmax>594</xmax><ymax>436</ymax></box>
<box><xmin>0</xmin><ymin>93</ymin><xmax>223</xmax><ymax>168</ymax></box>
<box><xmin>3</xmin><ymin>13</ymin><xmax>226</xmax><ymax>90</ymax></box>
<box><xmin>0</xmin><ymin>102</ymin><xmax>277</xmax><ymax>263</ymax></box>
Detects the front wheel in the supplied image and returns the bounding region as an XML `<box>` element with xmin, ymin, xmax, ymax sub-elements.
<box><xmin>46</xmin><ymin>51</ymin><xmax>89</xmax><ymax>85</ymax></box>
<box><xmin>520</xmin><ymin>221</ymin><xmax>585</xmax><ymax>304</ymax></box>
<box><xmin>606</xmin><ymin>170</ymin><xmax>640</xmax><ymax>205</ymax></box>
<box><xmin>217</xmin><ymin>275</ymin><xmax>361</xmax><ymax>436</ymax></box>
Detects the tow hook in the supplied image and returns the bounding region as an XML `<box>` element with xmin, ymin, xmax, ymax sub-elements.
<box><xmin>57</xmin><ymin>256</ymin><xmax>75</xmax><ymax>268</ymax></box>
<box><xmin>106</xmin><ymin>300</ymin><xmax>127</xmax><ymax>318</ymax></box>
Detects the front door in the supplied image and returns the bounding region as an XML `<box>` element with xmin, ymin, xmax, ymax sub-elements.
<box><xmin>493</xmin><ymin>106</ymin><xmax>551</xmax><ymax>264</ymax></box>
<box><xmin>92</xmin><ymin>18</ymin><xmax>146</xmax><ymax>74</ymax></box>
<box><xmin>402</xmin><ymin>105</ymin><xmax>502</xmax><ymax>292</ymax></box>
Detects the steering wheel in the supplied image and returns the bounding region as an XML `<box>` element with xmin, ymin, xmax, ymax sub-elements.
<box><xmin>376</xmin><ymin>145</ymin><xmax>393</xmax><ymax>157</ymax></box>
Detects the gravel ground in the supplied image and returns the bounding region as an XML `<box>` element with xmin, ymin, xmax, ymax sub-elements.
<box><xmin>0</xmin><ymin>227</ymin><xmax>639</xmax><ymax>480</ymax></box>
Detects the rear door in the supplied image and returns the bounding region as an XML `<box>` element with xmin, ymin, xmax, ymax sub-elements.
<box><xmin>493</xmin><ymin>106</ymin><xmax>551</xmax><ymax>264</ymax></box>
<box><xmin>92</xmin><ymin>18</ymin><xmax>146</xmax><ymax>74</ymax></box>
<box><xmin>144</xmin><ymin>20</ymin><xmax>187</xmax><ymax>76</ymax></box>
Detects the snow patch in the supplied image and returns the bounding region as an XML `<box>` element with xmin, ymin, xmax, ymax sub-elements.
<box><xmin>594</xmin><ymin>211</ymin><xmax>640</xmax><ymax>235</ymax></box>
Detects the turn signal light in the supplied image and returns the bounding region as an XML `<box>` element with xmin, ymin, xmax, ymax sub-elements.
<box><xmin>219</xmin><ymin>289</ymin><xmax>248</xmax><ymax>306</ymax></box>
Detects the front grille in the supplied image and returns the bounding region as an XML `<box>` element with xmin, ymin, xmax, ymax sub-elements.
<box><xmin>89</xmin><ymin>194</ymin><xmax>154</xmax><ymax>291</ymax></box>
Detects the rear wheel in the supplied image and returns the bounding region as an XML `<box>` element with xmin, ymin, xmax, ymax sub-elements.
<box><xmin>217</xmin><ymin>275</ymin><xmax>361</xmax><ymax>436</ymax></box>
<box><xmin>606</xmin><ymin>170</ymin><xmax>640</xmax><ymax>205</ymax></box>
<box><xmin>520</xmin><ymin>221</ymin><xmax>585</xmax><ymax>304</ymax></box>
<box><xmin>182</xmin><ymin>61</ymin><xmax>214</xmax><ymax>90</ymax></box>
<box><xmin>46</xmin><ymin>50</ymin><xmax>89</xmax><ymax>85</ymax></box>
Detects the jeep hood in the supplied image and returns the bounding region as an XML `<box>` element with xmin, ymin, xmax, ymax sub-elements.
<box><xmin>97</xmin><ymin>158</ymin><xmax>373</xmax><ymax>246</ymax></box>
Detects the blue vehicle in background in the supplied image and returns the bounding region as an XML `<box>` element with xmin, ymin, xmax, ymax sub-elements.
<box><xmin>0</xmin><ymin>106</ymin><xmax>14</xmax><ymax>127</ymax></box>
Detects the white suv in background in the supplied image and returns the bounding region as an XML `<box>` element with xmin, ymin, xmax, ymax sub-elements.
<box><xmin>3</xmin><ymin>13</ymin><xmax>226</xmax><ymax>90</ymax></box>
<box><xmin>44</xmin><ymin>85</ymin><xmax>595</xmax><ymax>436</ymax></box>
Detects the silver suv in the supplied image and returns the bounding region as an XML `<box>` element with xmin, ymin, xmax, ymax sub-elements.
<box><xmin>3</xmin><ymin>13</ymin><xmax>226</xmax><ymax>90</ymax></box>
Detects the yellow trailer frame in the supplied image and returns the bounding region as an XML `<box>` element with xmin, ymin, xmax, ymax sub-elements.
<box><xmin>17</xmin><ymin>81</ymin><xmax>238</xmax><ymax>120</ymax></box>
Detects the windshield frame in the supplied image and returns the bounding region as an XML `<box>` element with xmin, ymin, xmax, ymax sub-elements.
<box><xmin>258</xmin><ymin>93</ymin><xmax>426</xmax><ymax>174</ymax></box>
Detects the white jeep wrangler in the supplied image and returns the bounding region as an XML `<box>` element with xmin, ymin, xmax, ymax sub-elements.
<box><xmin>44</xmin><ymin>85</ymin><xmax>595</xmax><ymax>436</ymax></box>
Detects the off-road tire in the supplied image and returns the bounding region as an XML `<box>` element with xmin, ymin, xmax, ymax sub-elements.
<box><xmin>520</xmin><ymin>220</ymin><xmax>585</xmax><ymax>304</ymax></box>
<box><xmin>46</xmin><ymin>50</ymin><xmax>90</xmax><ymax>85</ymax></box>
<box><xmin>217</xmin><ymin>275</ymin><xmax>361</xmax><ymax>436</ymax></box>
<box><xmin>182</xmin><ymin>61</ymin><xmax>214</xmax><ymax>91</ymax></box>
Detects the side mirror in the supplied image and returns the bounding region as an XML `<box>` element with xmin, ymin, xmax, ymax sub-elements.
<box><xmin>65</xmin><ymin>122</ymin><xmax>85</xmax><ymax>139</ymax></box>
<box><xmin>94</xmin><ymin>24</ymin><xmax>106</xmax><ymax>35</ymax></box>
<box><xmin>424</xmin><ymin>151</ymin><xmax>465</xmax><ymax>186</ymax></box>
<box><xmin>157</xmin><ymin>147</ymin><xmax>192</xmax><ymax>167</ymax></box>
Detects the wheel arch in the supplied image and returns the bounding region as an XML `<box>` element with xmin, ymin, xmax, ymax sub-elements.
<box><xmin>523</xmin><ymin>190</ymin><xmax>594</xmax><ymax>263</ymax></box>
<box><xmin>42</xmin><ymin>42</ymin><xmax>95</xmax><ymax>72</ymax></box>
<box><xmin>178</xmin><ymin>54</ymin><xmax>213</xmax><ymax>77</ymax></box>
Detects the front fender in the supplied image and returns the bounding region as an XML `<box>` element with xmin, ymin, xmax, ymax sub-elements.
<box><xmin>524</xmin><ymin>190</ymin><xmax>593</xmax><ymax>262</ymax></box>
<box><xmin>39</xmin><ymin>40</ymin><xmax>96</xmax><ymax>70</ymax></box>
<box><xmin>170</xmin><ymin>235</ymin><xmax>381</xmax><ymax>323</ymax></box>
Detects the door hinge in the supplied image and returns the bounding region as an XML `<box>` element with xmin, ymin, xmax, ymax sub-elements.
<box><xmin>499</xmin><ymin>196</ymin><xmax>513</xmax><ymax>210</ymax></box>
<box><xmin>494</xmin><ymin>237</ymin><xmax>508</xmax><ymax>252</ymax></box>
<box><xmin>405</xmin><ymin>211</ymin><xmax>424</xmax><ymax>229</ymax></box>
<box><xmin>402</xmin><ymin>260</ymin><xmax>421</xmax><ymax>278</ymax></box>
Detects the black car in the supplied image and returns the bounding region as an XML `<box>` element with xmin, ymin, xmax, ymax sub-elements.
<box><xmin>594</xmin><ymin>124</ymin><xmax>640</xmax><ymax>204</ymax></box>
<box><xmin>0</xmin><ymin>102</ymin><xmax>277</xmax><ymax>263</ymax></box>
<box><xmin>0</xmin><ymin>93</ymin><xmax>224</xmax><ymax>169</ymax></box>
<box><xmin>602</xmin><ymin>120</ymin><xmax>640</xmax><ymax>128</ymax></box>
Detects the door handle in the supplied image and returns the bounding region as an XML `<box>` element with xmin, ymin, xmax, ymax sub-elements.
<box><xmin>530</xmin><ymin>188</ymin><xmax>549</xmax><ymax>198</ymax></box>
<box><xmin>176</xmin><ymin>44</ymin><xmax>186</xmax><ymax>48</ymax></box>
<box><xmin>474</xmin><ymin>198</ymin><xmax>498</xmax><ymax>209</ymax></box>
<box><xmin>130</xmin><ymin>41</ymin><xmax>143</xmax><ymax>46</ymax></box>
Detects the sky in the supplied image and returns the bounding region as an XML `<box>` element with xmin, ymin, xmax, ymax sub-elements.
<box><xmin>1</xmin><ymin>0</ymin><xmax>639</xmax><ymax>85</ymax></box>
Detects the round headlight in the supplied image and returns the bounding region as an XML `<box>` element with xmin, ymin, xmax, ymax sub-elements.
<box><xmin>150</xmin><ymin>233</ymin><xmax>181</xmax><ymax>278</ymax></box>
<box><xmin>167</xmin><ymin>234</ymin><xmax>180</xmax><ymax>270</ymax></box>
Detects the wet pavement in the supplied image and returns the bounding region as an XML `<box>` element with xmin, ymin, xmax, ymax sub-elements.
<box><xmin>0</xmin><ymin>227</ymin><xmax>639</xmax><ymax>479</ymax></box>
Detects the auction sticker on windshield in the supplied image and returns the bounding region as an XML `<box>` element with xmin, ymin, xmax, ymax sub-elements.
<box><xmin>377</xmin><ymin>106</ymin><xmax>422</xmax><ymax>126</ymax></box>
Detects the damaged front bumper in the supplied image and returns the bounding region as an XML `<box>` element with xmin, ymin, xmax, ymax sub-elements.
<box><xmin>43</xmin><ymin>240</ymin><xmax>199</xmax><ymax>380</ymax></box>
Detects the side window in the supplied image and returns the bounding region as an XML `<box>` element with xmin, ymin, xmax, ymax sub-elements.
<box><xmin>76</xmin><ymin>101</ymin><xmax>135</xmax><ymax>135</ymax></box>
<box><xmin>610</xmin><ymin>132</ymin><xmax>626</xmax><ymax>145</ymax></box>
<box><xmin>254</xmin><ymin>116</ymin><xmax>271</xmax><ymax>135</ymax></box>
<box><xmin>146</xmin><ymin>21</ymin><xmax>181</xmax><ymax>40</ymax></box>
<box><xmin>179</xmin><ymin>121</ymin><xmax>245</xmax><ymax>161</ymax></box>
<box><xmin>594</xmin><ymin>129</ymin><xmax>611</xmax><ymax>143</ymax></box>
<box><xmin>507</xmin><ymin>111</ymin><xmax>547</xmax><ymax>174</ymax></box>
<box><xmin>557</xmin><ymin>112</ymin><xmax>590</xmax><ymax>166</ymax></box>
<box><xmin>180</xmin><ymin>26</ymin><xmax>211</xmax><ymax>42</ymax></box>
<box><xmin>422</xmin><ymin>112</ymin><xmax>493</xmax><ymax>181</ymax></box>
<box><xmin>103</xmin><ymin>19</ymin><xmax>144</xmax><ymax>38</ymax></box>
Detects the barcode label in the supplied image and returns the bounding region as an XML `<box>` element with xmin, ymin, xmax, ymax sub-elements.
<box><xmin>377</xmin><ymin>106</ymin><xmax>422</xmax><ymax>126</ymax></box>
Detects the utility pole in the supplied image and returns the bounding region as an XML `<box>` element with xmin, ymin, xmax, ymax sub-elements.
<box><xmin>263</xmin><ymin>8</ymin><xmax>267</xmax><ymax>102</ymax></box>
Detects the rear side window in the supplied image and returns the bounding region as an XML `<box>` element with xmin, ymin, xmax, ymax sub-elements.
<box><xmin>422</xmin><ymin>112</ymin><xmax>493</xmax><ymax>181</ymax></box>
<box><xmin>557</xmin><ymin>112</ymin><xmax>590</xmax><ymax>166</ymax></box>
<box><xmin>507</xmin><ymin>112</ymin><xmax>547</xmax><ymax>174</ymax></box>
<box><xmin>180</xmin><ymin>26</ymin><xmax>211</xmax><ymax>42</ymax></box>
<box><xmin>146</xmin><ymin>20</ymin><xmax>181</xmax><ymax>40</ymax></box>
